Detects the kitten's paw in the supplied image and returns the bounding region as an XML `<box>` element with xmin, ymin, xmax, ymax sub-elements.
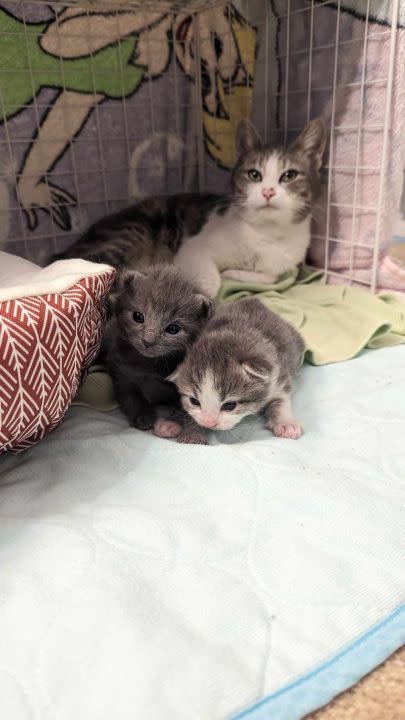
<box><xmin>267</xmin><ymin>421</ymin><xmax>303</xmax><ymax>439</ymax></box>
<box><xmin>177</xmin><ymin>432</ymin><xmax>209</xmax><ymax>445</ymax></box>
<box><xmin>153</xmin><ymin>419</ymin><xmax>182</xmax><ymax>439</ymax></box>
<box><xmin>133</xmin><ymin>411</ymin><xmax>156</xmax><ymax>432</ymax></box>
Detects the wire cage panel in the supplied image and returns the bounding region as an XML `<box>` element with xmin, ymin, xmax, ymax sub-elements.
<box><xmin>0</xmin><ymin>0</ymin><xmax>404</xmax><ymax>290</ymax></box>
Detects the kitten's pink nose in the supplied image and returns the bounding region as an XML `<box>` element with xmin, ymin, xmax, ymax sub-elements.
<box><xmin>143</xmin><ymin>337</ymin><xmax>155</xmax><ymax>348</ymax></box>
<box><xmin>262</xmin><ymin>187</ymin><xmax>275</xmax><ymax>201</ymax></box>
<box><xmin>201</xmin><ymin>415</ymin><xmax>218</xmax><ymax>428</ymax></box>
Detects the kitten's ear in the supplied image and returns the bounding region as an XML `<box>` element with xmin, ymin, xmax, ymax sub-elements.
<box><xmin>242</xmin><ymin>362</ymin><xmax>270</xmax><ymax>381</ymax></box>
<box><xmin>290</xmin><ymin>117</ymin><xmax>327</xmax><ymax>170</ymax></box>
<box><xmin>195</xmin><ymin>294</ymin><xmax>213</xmax><ymax>320</ymax></box>
<box><xmin>236</xmin><ymin>118</ymin><xmax>262</xmax><ymax>156</ymax></box>
<box><xmin>166</xmin><ymin>368</ymin><xmax>179</xmax><ymax>384</ymax></box>
<box><xmin>116</xmin><ymin>268</ymin><xmax>145</xmax><ymax>292</ymax></box>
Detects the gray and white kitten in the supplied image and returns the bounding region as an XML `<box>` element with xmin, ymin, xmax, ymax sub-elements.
<box><xmin>103</xmin><ymin>265</ymin><xmax>212</xmax><ymax>439</ymax></box>
<box><xmin>54</xmin><ymin>119</ymin><xmax>326</xmax><ymax>298</ymax></box>
<box><xmin>168</xmin><ymin>299</ymin><xmax>304</xmax><ymax>440</ymax></box>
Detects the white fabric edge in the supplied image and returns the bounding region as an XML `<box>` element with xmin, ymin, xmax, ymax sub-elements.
<box><xmin>0</xmin><ymin>252</ymin><xmax>114</xmax><ymax>302</ymax></box>
<box><xmin>233</xmin><ymin>604</ymin><xmax>405</xmax><ymax>720</ymax></box>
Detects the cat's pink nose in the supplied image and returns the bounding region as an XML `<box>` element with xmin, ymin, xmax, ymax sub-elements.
<box><xmin>262</xmin><ymin>187</ymin><xmax>275</xmax><ymax>201</ymax></box>
<box><xmin>201</xmin><ymin>415</ymin><xmax>218</xmax><ymax>428</ymax></box>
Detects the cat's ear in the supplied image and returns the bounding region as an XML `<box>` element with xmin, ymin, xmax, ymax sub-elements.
<box><xmin>195</xmin><ymin>294</ymin><xmax>213</xmax><ymax>320</ymax></box>
<box><xmin>116</xmin><ymin>268</ymin><xmax>145</xmax><ymax>292</ymax></box>
<box><xmin>236</xmin><ymin>118</ymin><xmax>262</xmax><ymax>156</ymax></box>
<box><xmin>290</xmin><ymin>117</ymin><xmax>326</xmax><ymax>170</ymax></box>
<box><xmin>242</xmin><ymin>362</ymin><xmax>270</xmax><ymax>381</ymax></box>
<box><xmin>166</xmin><ymin>368</ymin><xmax>179</xmax><ymax>384</ymax></box>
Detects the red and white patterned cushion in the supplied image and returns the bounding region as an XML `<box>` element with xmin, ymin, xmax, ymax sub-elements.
<box><xmin>0</xmin><ymin>258</ymin><xmax>115</xmax><ymax>454</ymax></box>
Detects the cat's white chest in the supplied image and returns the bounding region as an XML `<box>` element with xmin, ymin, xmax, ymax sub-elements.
<box><xmin>208</xmin><ymin>213</ymin><xmax>311</xmax><ymax>278</ymax></box>
<box><xmin>175</xmin><ymin>208</ymin><xmax>311</xmax><ymax>296</ymax></box>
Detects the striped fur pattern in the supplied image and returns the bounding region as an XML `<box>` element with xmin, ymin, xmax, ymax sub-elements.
<box><xmin>54</xmin><ymin>119</ymin><xmax>326</xmax><ymax>298</ymax></box>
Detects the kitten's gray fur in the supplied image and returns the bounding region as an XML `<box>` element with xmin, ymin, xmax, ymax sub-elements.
<box><xmin>53</xmin><ymin>119</ymin><xmax>326</xmax><ymax>293</ymax></box>
<box><xmin>103</xmin><ymin>265</ymin><xmax>212</xmax><ymax>436</ymax></box>
<box><xmin>169</xmin><ymin>299</ymin><xmax>305</xmax><ymax>439</ymax></box>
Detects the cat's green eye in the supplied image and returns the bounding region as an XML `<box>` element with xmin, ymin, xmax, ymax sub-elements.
<box><xmin>190</xmin><ymin>397</ymin><xmax>200</xmax><ymax>407</ymax></box>
<box><xmin>280</xmin><ymin>169</ymin><xmax>298</xmax><ymax>183</ymax></box>
<box><xmin>247</xmin><ymin>169</ymin><xmax>262</xmax><ymax>182</ymax></box>
<box><xmin>133</xmin><ymin>311</ymin><xmax>144</xmax><ymax>324</ymax></box>
<box><xmin>221</xmin><ymin>401</ymin><xmax>237</xmax><ymax>412</ymax></box>
<box><xmin>166</xmin><ymin>323</ymin><xmax>181</xmax><ymax>335</ymax></box>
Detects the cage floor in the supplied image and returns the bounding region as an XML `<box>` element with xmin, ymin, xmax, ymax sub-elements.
<box><xmin>0</xmin><ymin>345</ymin><xmax>404</xmax><ymax>720</ymax></box>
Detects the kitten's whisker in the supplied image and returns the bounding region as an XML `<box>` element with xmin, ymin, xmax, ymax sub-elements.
<box><xmin>310</xmin><ymin>203</ymin><xmax>326</xmax><ymax>222</ymax></box>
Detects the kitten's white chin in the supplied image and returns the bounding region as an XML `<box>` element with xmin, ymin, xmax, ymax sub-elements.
<box><xmin>258</xmin><ymin>201</ymin><xmax>285</xmax><ymax>213</ymax></box>
<box><xmin>210</xmin><ymin>418</ymin><xmax>243</xmax><ymax>431</ymax></box>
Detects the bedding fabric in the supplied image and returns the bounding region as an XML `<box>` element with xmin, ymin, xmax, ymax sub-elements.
<box><xmin>71</xmin><ymin>268</ymin><xmax>405</xmax><ymax>413</ymax></box>
<box><xmin>0</xmin><ymin>345</ymin><xmax>404</xmax><ymax>719</ymax></box>
<box><xmin>0</xmin><ymin>252</ymin><xmax>115</xmax><ymax>453</ymax></box>
<box><xmin>218</xmin><ymin>267</ymin><xmax>405</xmax><ymax>365</ymax></box>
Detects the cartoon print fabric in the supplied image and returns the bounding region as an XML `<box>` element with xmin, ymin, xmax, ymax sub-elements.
<box><xmin>0</xmin><ymin>2</ymin><xmax>258</xmax><ymax>263</ymax></box>
<box><xmin>1</xmin><ymin>0</ymin><xmax>404</xmax><ymax>291</ymax></box>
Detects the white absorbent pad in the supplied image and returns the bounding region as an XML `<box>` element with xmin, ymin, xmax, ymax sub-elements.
<box><xmin>0</xmin><ymin>346</ymin><xmax>404</xmax><ymax>720</ymax></box>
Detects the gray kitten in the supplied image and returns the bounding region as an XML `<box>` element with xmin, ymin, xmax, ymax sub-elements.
<box><xmin>168</xmin><ymin>299</ymin><xmax>304</xmax><ymax>440</ymax></box>
<box><xmin>53</xmin><ymin>119</ymin><xmax>326</xmax><ymax>298</ymax></box>
<box><xmin>103</xmin><ymin>265</ymin><xmax>212</xmax><ymax>439</ymax></box>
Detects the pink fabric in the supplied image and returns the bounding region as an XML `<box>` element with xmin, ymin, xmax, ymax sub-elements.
<box><xmin>274</xmin><ymin>2</ymin><xmax>405</xmax><ymax>290</ymax></box>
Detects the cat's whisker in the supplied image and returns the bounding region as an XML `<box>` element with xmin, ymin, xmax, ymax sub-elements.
<box><xmin>310</xmin><ymin>203</ymin><xmax>326</xmax><ymax>222</ymax></box>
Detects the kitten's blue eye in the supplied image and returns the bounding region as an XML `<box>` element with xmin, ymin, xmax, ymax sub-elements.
<box><xmin>221</xmin><ymin>401</ymin><xmax>237</xmax><ymax>412</ymax></box>
<box><xmin>133</xmin><ymin>311</ymin><xmax>144</xmax><ymax>324</ymax></box>
<box><xmin>190</xmin><ymin>397</ymin><xmax>200</xmax><ymax>407</ymax></box>
<box><xmin>166</xmin><ymin>323</ymin><xmax>181</xmax><ymax>335</ymax></box>
<box><xmin>280</xmin><ymin>169</ymin><xmax>298</xmax><ymax>183</ymax></box>
<box><xmin>247</xmin><ymin>169</ymin><xmax>262</xmax><ymax>182</ymax></box>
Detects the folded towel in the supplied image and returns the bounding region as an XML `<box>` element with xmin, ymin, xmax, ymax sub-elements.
<box><xmin>217</xmin><ymin>267</ymin><xmax>405</xmax><ymax>365</ymax></box>
<box><xmin>73</xmin><ymin>268</ymin><xmax>405</xmax><ymax>409</ymax></box>
<box><xmin>72</xmin><ymin>365</ymin><xmax>118</xmax><ymax>412</ymax></box>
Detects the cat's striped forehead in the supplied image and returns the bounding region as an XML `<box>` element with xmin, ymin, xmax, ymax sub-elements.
<box><xmin>180</xmin><ymin>350</ymin><xmax>270</xmax><ymax>406</ymax></box>
<box><xmin>198</xmin><ymin>370</ymin><xmax>221</xmax><ymax>407</ymax></box>
<box><xmin>240</xmin><ymin>147</ymin><xmax>306</xmax><ymax>175</ymax></box>
<box><xmin>230</xmin><ymin>141</ymin><xmax>322</xmax><ymax>222</ymax></box>
<box><xmin>255</xmin><ymin>150</ymin><xmax>289</xmax><ymax>183</ymax></box>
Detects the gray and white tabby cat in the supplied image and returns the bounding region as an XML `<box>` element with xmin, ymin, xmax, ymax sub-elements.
<box><xmin>55</xmin><ymin>118</ymin><xmax>326</xmax><ymax>298</ymax></box>
<box><xmin>103</xmin><ymin>265</ymin><xmax>212</xmax><ymax>440</ymax></box>
<box><xmin>168</xmin><ymin>299</ymin><xmax>304</xmax><ymax>440</ymax></box>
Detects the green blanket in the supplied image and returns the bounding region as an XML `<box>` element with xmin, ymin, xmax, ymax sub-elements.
<box><xmin>73</xmin><ymin>269</ymin><xmax>405</xmax><ymax>410</ymax></box>
<box><xmin>217</xmin><ymin>267</ymin><xmax>405</xmax><ymax>365</ymax></box>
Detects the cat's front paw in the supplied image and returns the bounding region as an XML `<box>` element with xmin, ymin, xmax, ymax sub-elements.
<box><xmin>267</xmin><ymin>421</ymin><xmax>303</xmax><ymax>439</ymax></box>
<box><xmin>153</xmin><ymin>418</ymin><xmax>182</xmax><ymax>439</ymax></box>
<box><xmin>133</xmin><ymin>411</ymin><xmax>156</xmax><ymax>432</ymax></box>
<box><xmin>177</xmin><ymin>432</ymin><xmax>209</xmax><ymax>445</ymax></box>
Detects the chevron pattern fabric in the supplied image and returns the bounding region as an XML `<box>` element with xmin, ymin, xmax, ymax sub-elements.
<box><xmin>0</xmin><ymin>270</ymin><xmax>115</xmax><ymax>454</ymax></box>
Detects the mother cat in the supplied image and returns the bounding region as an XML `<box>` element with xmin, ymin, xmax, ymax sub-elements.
<box><xmin>55</xmin><ymin>118</ymin><xmax>326</xmax><ymax>297</ymax></box>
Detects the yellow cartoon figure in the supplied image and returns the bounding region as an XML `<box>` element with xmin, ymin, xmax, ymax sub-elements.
<box><xmin>174</xmin><ymin>5</ymin><xmax>257</xmax><ymax>168</ymax></box>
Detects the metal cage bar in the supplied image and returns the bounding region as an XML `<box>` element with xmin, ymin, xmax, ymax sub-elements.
<box><xmin>0</xmin><ymin>0</ymin><xmax>400</xmax><ymax>290</ymax></box>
